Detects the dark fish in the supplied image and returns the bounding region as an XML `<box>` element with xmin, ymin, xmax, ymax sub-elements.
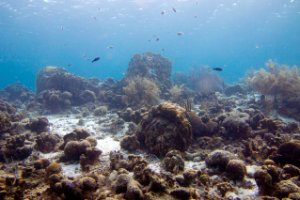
<box><xmin>212</xmin><ymin>67</ymin><xmax>223</xmax><ymax>71</ymax></box>
<box><xmin>172</xmin><ymin>7</ymin><xmax>176</xmax><ymax>13</ymax></box>
<box><xmin>177</xmin><ymin>32</ymin><xmax>183</xmax><ymax>36</ymax></box>
<box><xmin>156</xmin><ymin>38</ymin><xmax>160</xmax><ymax>42</ymax></box>
<box><xmin>92</xmin><ymin>57</ymin><xmax>100</xmax><ymax>63</ymax></box>
<box><xmin>161</xmin><ymin>10</ymin><xmax>165</xmax><ymax>15</ymax></box>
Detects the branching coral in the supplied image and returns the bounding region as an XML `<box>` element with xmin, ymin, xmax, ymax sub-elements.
<box><xmin>123</xmin><ymin>76</ymin><xmax>160</xmax><ymax>107</ymax></box>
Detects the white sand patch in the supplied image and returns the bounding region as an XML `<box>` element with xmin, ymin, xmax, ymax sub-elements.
<box><xmin>97</xmin><ymin>137</ymin><xmax>120</xmax><ymax>155</ymax></box>
<box><xmin>148</xmin><ymin>162</ymin><xmax>161</xmax><ymax>173</ymax></box>
<box><xmin>185</xmin><ymin>161</ymin><xmax>206</xmax><ymax>171</ymax></box>
<box><xmin>247</xmin><ymin>165</ymin><xmax>260</xmax><ymax>177</ymax></box>
<box><xmin>47</xmin><ymin>113</ymin><xmax>129</xmax><ymax>137</ymax></box>
<box><xmin>40</xmin><ymin>152</ymin><xmax>61</xmax><ymax>160</ymax></box>
<box><xmin>60</xmin><ymin>162</ymin><xmax>81</xmax><ymax>178</ymax></box>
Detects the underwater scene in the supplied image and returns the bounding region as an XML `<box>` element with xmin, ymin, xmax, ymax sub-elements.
<box><xmin>1</xmin><ymin>0</ymin><xmax>300</xmax><ymax>199</ymax></box>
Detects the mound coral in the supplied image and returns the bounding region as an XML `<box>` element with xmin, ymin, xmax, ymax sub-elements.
<box><xmin>0</xmin><ymin>83</ymin><xmax>34</xmax><ymax>103</ymax></box>
<box><xmin>36</xmin><ymin>66</ymin><xmax>99</xmax><ymax>111</ymax></box>
<box><xmin>246</xmin><ymin>60</ymin><xmax>300</xmax><ymax>120</ymax></box>
<box><xmin>135</xmin><ymin>102</ymin><xmax>192</xmax><ymax>156</ymax></box>
<box><xmin>123</xmin><ymin>76</ymin><xmax>160</xmax><ymax>107</ymax></box>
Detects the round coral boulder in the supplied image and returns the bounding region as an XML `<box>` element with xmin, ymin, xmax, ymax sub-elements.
<box><xmin>135</xmin><ymin>102</ymin><xmax>192</xmax><ymax>157</ymax></box>
<box><xmin>225</xmin><ymin>159</ymin><xmax>247</xmax><ymax>180</ymax></box>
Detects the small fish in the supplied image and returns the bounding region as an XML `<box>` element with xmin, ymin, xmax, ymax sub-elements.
<box><xmin>172</xmin><ymin>7</ymin><xmax>177</xmax><ymax>13</ymax></box>
<box><xmin>161</xmin><ymin>10</ymin><xmax>165</xmax><ymax>15</ymax></box>
<box><xmin>212</xmin><ymin>67</ymin><xmax>223</xmax><ymax>71</ymax></box>
<box><xmin>92</xmin><ymin>57</ymin><xmax>100</xmax><ymax>63</ymax></box>
<box><xmin>67</xmin><ymin>64</ymin><xmax>72</xmax><ymax>67</ymax></box>
<box><xmin>156</xmin><ymin>38</ymin><xmax>160</xmax><ymax>42</ymax></box>
<box><xmin>107</xmin><ymin>45</ymin><xmax>114</xmax><ymax>49</ymax></box>
<box><xmin>177</xmin><ymin>32</ymin><xmax>183</xmax><ymax>36</ymax></box>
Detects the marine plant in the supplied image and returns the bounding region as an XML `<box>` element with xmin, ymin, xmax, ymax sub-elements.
<box><xmin>123</xmin><ymin>76</ymin><xmax>160</xmax><ymax>107</ymax></box>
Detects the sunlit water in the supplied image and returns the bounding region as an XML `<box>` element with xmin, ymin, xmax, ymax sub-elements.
<box><xmin>0</xmin><ymin>0</ymin><xmax>299</xmax><ymax>89</ymax></box>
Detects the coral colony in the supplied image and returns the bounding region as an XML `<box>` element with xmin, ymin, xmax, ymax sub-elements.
<box><xmin>0</xmin><ymin>53</ymin><xmax>300</xmax><ymax>199</ymax></box>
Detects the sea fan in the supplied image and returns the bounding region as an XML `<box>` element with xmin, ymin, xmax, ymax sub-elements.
<box><xmin>123</xmin><ymin>76</ymin><xmax>160</xmax><ymax>107</ymax></box>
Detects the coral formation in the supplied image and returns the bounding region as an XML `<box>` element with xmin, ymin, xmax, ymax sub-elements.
<box><xmin>162</xmin><ymin>150</ymin><xmax>185</xmax><ymax>174</ymax></box>
<box><xmin>174</xmin><ymin>66</ymin><xmax>224</xmax><ymax>95</ymax></box>
<box><xmin>34</xmin><ymin>132</ymin><xmax>61</xmax><ymax>153</ymax></box>
<box><xmin>123</xmin><ymin>76</ymin><xmax>160</xmax><ymax>107</ymax></box>
<box><xmin>1</xmin><ymin>55</ymin><xmax>300</xmax><ymax>200</ymax></box>
<box><xmin>271</xmin><ymin>140</ymin><xmax>300</xmax><ymax>167</ymax></box>
<box><xmin>36</xmin><ymin>66</ymin><xmax>100</xmax><ymax>112</ymax></box>
<box><xmin>135</xmin><ymin>102</ymin><xmax>192</xmax><ymax>156</ymax></box>
<box><xmin>246</xmin><ymin>60</ymin><xmax>300</xmax><ymax>120</ymax></box>
<box><xmin>27</xmin><ymin>117</ymin><xmax>49</xmax><ymax>133</ymax></box>
<box><xmin>205</xmin><ymin>150</ymin><xmax>237</xmax><ymax>170</ymax></box>
<box><xmin>225</xmin><ymin>159</ymin><xmax>247</xmax><ymax>180</ymax></box>
<box><xmin>0</xmin><ymin>83</ymin><xmax>34</xmax><ymax>103</ymax></box>
<box><xmin>3</xmin><ymin>135</ymin><xmax>32</xmax><ymax>160</ymax></box>
<box><xmin>125</xmin><ymin>52</ymin><xmax>172</xmax><ymax>94</ymax></box>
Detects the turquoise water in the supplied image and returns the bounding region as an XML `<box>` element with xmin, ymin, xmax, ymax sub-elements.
<box><xmin>0</xmin><ymin>0</ymin><xmax>299</xmax><ymax>90</ymax></box>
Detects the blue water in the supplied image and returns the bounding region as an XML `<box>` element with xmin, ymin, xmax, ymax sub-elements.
<box><xmin>0</xmin><ymin>0</ymin><xmax>300</xmax><ymax>90</ymax></box>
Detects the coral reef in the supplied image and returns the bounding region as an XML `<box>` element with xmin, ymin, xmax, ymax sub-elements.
<box><xmin>122</xmin><ymin>76</ymin><xmax>160</xmax><ymax>107</ymax></box>
<box><xmin>271</xmin><ymin>140</ymin><xmax>300</xmax><ymax>167</ymax></box>
<box><xmin>1</xmin><ymin>56</ymin><xmax>300</xmax><ymax>200</ymax></box>
<box><xmin>3</xmin><ymin>135</ymin><xmax>32</xmax><ymax>160</ymax></box>
<box><xmin>34</xmin><ymin>132</ymin><xmax>61</xmax><ymax>153</ymax></box>
<box><xmin>125</xmin><ymin>52</ymin><xmax>172</xmax><ymax>94</ymax></box>
<box><xmin>162</xmin><ymin>150</ymin><xmax>185</xmax><ymax>174</ymax></box>
<box><xmin>221</xmin><ymin>111</ymin><xmax>252</xmax><ymax>139</ymax></box>
<box><xmin>120</xmin><ymin>135</ymin><xmax>140</xmax><ymax>152</ymax></box>
<box><xmin>246</xmin><ymin>60</ymin><xmax>300</xmax><ymax>120</ymax></box>
<box><xmin>0</xmin><ymin>83</ymin><xmax>34</xmax><ymax>103</ymax></box>
<box><xmin>135</xmin><ymin>102</ymin><xmax>192</xmax><ymax>156</ymax></box>
<box><xmin>205</xmin><ymin>150</ymin><xmax>237</xmax><ymax>170</ymax></box>
<box><xmin>27</xmin><ymin>117</ymin><xmax>49</xmax><ymax>133</ymax></box>
<box><xmin>36</xmin><ymin>89</ymin><xmax>73</xmax><ymax>113</ymax></box>
<box><xmin>174</xmin><ymin>66</ymin><xmax>224</xmax><ymax>95</ymax></box>
<box><xmin>36</xmin><ymin>66</ymin><xmax>100</xmax><ymax>112</ymax></box>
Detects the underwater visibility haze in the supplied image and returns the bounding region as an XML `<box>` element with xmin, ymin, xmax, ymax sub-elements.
<box><xmin>1</xmin><ymin>1</ymin><xmax>300</xmax><ymax>200</ymax></box>
<box><xmin>1</xmin><ymin>0</ymin><xmax>300</xmax><ymax>88</ymax></box>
